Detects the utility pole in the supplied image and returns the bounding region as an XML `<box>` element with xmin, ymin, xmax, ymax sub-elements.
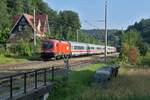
<box><xmin>33</xmin><ymin>9</ymin><xmax>36</xmax><ymax>46</ymax></box>
<box><xmin>47</xmin><ymin>19</ymin><xmax>51</xmax><ymax>37</ymax></box>
<box><xmin>104</xmin><ymin>0</ymin><xmax>108</xmax><ymax>63</ymax></box>
<box><xmin>77</xmin><ymin>29</ymin><xmax>79</xmax><ymax>42</ymax></box>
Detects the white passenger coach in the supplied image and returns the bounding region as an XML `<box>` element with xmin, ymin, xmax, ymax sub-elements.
<box><xmin>69</xmin><ymin>41</ymin><xmax>116</xmax><ymax>56</ymax></box>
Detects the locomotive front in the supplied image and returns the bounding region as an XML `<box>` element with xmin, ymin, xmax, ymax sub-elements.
<box><xmin>41</xmin><ymin>40</ymin><xmax>56</xmax><ymax>59</ymax></box>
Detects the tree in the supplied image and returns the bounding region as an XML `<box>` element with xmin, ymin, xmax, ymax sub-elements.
<box><xmin>127</xmin><ymin>18</ymin><xmax>150</xmax><ymax>44</ymax></box>
<box><xmin>120</xmin><ymin>29</ymin><xmax>141</xmax><ymax>64</ymax></box>
<box><xmin>0</xmin><ymin>28</ymin><xmax>10</xmax><ymax>44</ymax></box>
<box><xmin>0</xmin><ymin>0</ymin><xmax>10</xmax><ymax>48</ymax></box>
<box><xmin>6</xmin><ymin>0</ymin><xmax>24</xmax><ymax>16</ymax></box>
<box><xmin>58</xmin><ymin>10</ymin><xmax>81</xmax><ymax>40</ymax></box>
<box><xmin>120</xmin><ymin>43</ymin><xmax>130</xmax><ymax>63</ymax></box>
<box><xmin>122</xmin><ymin>29</ymin><xmax>141</xmax><ymax>47</ymax></box>
<box><xmin>0</xmin><ymin>0</ymin><xmax>10</xmax><ymax>29</ymax></box>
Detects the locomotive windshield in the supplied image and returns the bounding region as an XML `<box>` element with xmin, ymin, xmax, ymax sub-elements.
<box><xmin>43</xmin><ymin>41</ymin><xmax>53</xmax><ymax>49</ymax></box>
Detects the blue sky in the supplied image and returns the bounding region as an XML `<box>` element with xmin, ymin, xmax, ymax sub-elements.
<box><xmin>43</xmin><ymin>0</ymin><xmax>150</xmax><ymax>30</ymax></box>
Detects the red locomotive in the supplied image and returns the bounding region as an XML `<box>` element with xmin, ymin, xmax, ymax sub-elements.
<box><xmin>41</xmin><ymin>39</ymin><xmax>71</xmax><ymax>59</ymax></box>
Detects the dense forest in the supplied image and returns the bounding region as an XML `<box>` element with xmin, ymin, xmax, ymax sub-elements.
<box><xmin>127</xmin><ymin>18</ymin><xmax>150</xmax><ymax>44</ymax></box>
<box><xmin>82</xmin><ymin>29</ymin><xmax>120</xmax><ymax>45</ymax></box>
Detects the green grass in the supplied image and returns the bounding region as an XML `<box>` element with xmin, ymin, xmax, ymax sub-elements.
<box><xmin>48</xmin><ymin>64</ymin><xmax>150</xmax><ymax>100</ymax></box>
<box><xmin>0</xmin><ymin>53</ymin><xmax>42</xmax><ymax>64</ymax></box>
<box><xmin>48</xmin><ymin>63</ymin><xmax>104</xmax><ymax>100</ymax></box>
<box><xmin>0</xmin><ymin>54</ymin><xmax>28</xmax><ymax>64</ymax></box>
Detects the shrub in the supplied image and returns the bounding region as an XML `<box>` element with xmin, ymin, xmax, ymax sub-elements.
<box><xmin>140</xmin><ymin>53</ymin><xmax>150</xmax><ymax>67</ymax></box>
<box><xmin>15</xmin><ymin>39</ymin><xmax>33</xmax><ymax>56</ymax></box>
<box><xmin>120</xmin><ymin>43</ymin><xmax>130</xmax><ymax>63</ymax></box>
<box><xmin>128</xmin><ymin>48</ymin><xmax>138</xmax><ymax>65</ymax></box>
<box><xmin>138</xmin><ymin>42</ymin><xmax>149</xmax><ymax>56</ymax></box>
<box><xmin>0</xmin><ymin>44</ymin><xmax>5</xmax><ymax>54</ymax></box>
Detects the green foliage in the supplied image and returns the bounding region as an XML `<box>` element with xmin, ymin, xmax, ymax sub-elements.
<box><xmin>141</xmin><ymin>56</ymin><xmax>150</xmax><ymax>67</ymax></box>
<box><xmin>82</xmin><ymin>29</ymin><xmax>120</xmax><ymax>46</ymax></box>
<box><xmin>49</xmin><ymin>64</ymin><xmax>104</xmax><ymax>100</ymax></box>
<box><xmin>78</xmin><ymin>31</ymin><xmax>101</xmax><ymax>44</ymax></box>
<box><xmin>120</xmin><ymin>43</ymin><xmax>130</xmax><ymax>63</ymax></box>
<box><xmin>14</xmin><ymin>37</ymin><xmax>42</xmax><ymax>56</ymax></box>
<box><xmin>0</xmin><ymin>28</ymin><xmax>10</xmax><ymax>44</ymax></box>
<box><xmin>6</xmin><ymin>0</ymin><xmax>24</xmax><ymax>16</ymax></box>
<box><xmin>138</xmin><ymin>42</ymin><xmax>149</xmax><ymax>56</ymax></box>
<box><xmin>120</xmin><ymin>26</ymin><xmax>150</xmax><ymax>66</ymax></box>
<box><xmin>0</xmin><ymin>0</ymin><xmax>10</xmax><ymax>29</ymax></box>
<box><xmin>120</xmin><ymin>29</ymin><xmax>141</xmax><ymax>64</ymax></box>
<box><xmin>127</xmin><ymin>18</ymin><xmax>150</xmax><ymax>44</ymax></box>
<box><xmin>49</xmin><ymin>64</ymin><xmax>150</xmax><ymax>100</ymax></box>
<box><xmin>0</xmin><ymin>45</ymin><xmax>5</xmax><ymax>54</ymax></box>
<box><xmin>0</xmin><ymin>0</ymin><xmax>10</xmax><ymax>46</ymax></box>
<box><xmin>15</xmin><ymin>39</ymin><xmax>33</xmax><ymax>56</ymax></box>
<box><xmin>57</xmin><ymin>10</ymin><xmax>81</xmax><ymax>40</ymax></box>
<box><xmin>122</xmin><ymin>30</ymin><xmax>141</xmax><ymax>47</ymax></box>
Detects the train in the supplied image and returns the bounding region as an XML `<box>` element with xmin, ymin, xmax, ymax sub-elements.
<box><xmin>41</xmin><ymin>39</ymin><xmax>116</xmax><ymax>60</ymax></box>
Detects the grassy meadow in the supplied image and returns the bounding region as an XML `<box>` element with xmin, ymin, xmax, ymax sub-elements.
<box><xmin>48</xmin><ymin>64</ymin><xmax>150</xmax><ymax>100</ymax></box>
<box><xmin>0</xmin><ymin>53</ymin><xmax>42</xmax><ymax>65</ymax></box>
<box><xmin>0</xmin><ymin>54</ymin><xmax>28</xmax><ymax>64</ymax></box>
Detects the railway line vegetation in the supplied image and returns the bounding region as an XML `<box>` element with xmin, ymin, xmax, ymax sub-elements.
<box><xmin>48</xmin><ymin>63</ymin><xmax>150</xmax><ymax>100</ymax></box>
<box><xmin>0</xmin><ymin>54</ymin><xmax>27</xmax><ymax>64</ymax></box>
<box><xmin>118</xmin><ymin>29</ymin><xmax>150</xmax><ymax>67</ymax></box>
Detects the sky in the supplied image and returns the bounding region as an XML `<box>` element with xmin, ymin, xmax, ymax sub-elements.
<box><xmin>43</xmin><ymin>0</ymin><xmax>150</xmax><ymax>30</ymax></box>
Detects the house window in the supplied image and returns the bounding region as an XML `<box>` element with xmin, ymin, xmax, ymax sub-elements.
<box><xmin>18</xmin><ymin>25</ymin><xmax>26</xmax><ymax>31</ymax></box>
<box><xmin>18</xmin><ymin>25</ymin><xmax>22</xmax><ymax>31</ymax></box>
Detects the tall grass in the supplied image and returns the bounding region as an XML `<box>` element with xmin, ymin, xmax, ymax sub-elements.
<box><xmin>48</xmin><ymin>64</ymin><xmax>150</xmax><ymax>100</ymax></box>
<box><xmin>0</xmin><ymin>53</ymin><xmax>27</xmax><ymax>64</ymax></box>
<box><xmin>48</xmin><ymin>64</ymin><xmax>104</xmax><ymax>100</ymax></box>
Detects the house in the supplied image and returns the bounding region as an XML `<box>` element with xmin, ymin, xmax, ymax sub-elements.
<box><xmin>8</xmin><ymin>13</ymin><xmax>49</xmax><ymax>43</ymax></box>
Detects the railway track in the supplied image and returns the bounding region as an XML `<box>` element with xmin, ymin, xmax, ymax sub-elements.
<box><xmin>0</xmin><ymin>53</ymin><xmax>119</xmax><ymax>69</ymax></box>
<box><xmin>0</xmin><ymin>53</ymin><xmax>119</xmax><ymax>78</ymax></box>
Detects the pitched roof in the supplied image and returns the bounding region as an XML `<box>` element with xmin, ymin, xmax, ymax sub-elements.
<box><xmin>11</xmin><ymin>13</ymin><xmax>48</xmax><ymax>37</ymax></box>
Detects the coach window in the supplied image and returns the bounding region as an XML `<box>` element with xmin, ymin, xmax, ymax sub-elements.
<box><xmin>87</xmin><ymin>47</ymin><xmax>90</xmax><ymax>50</ymax></box>
<box><xmin>74</xmin><ymin>46</ymin><xmax>76</xmax><ymax>50</ymax></box>
<box><xmin>74</xmin><ymin>46</ymin><xmax>79</xmax><ymax>50</ymax></box>
<box><xmin>91</xmin><ymin>47</ymin><xmax>94</xmax><ymax>50</ymax></box>
<box><xmin>97</xmin><ymin>47</ymin><xmax>100</xmax><ymax>50</ymax></box>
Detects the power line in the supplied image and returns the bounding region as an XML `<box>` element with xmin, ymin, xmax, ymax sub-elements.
<box><xmin>84</xmin><ymin>20</ymin><xmax>99</xmax><ymax>28</ymax></box>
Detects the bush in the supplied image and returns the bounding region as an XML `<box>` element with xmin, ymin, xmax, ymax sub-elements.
<box><xmin>0</xmin><ymin>44</ymin><xmax>5</xmax><ymax>54</ymax></box>
<box><xmin>140</xmin><ymin>54</ymin><xmax>150</xmax><ymax>67</ymax></box>
<box><xmin>119</xmin><ymin>43</ymin><xmax>130</xmax><ymax>63</ymax></box>
<box><xmin>138</xmin><ymin>42</ymin><xmax>149</xmax><ymax>56</ymax></box>
<box><xmin>7</xmin><ymin>37</ymin><xmax>43</xmax><ymax>57</ymax></box>
<box><xmin>128</xmin><ymin>48</ymin><xmax>138</xmax><ymax>65</ymax></box>
<box><xmin>15</xmin><ymin>39</ymin><xmax>33</xmax><ymax>56</ymax></box>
